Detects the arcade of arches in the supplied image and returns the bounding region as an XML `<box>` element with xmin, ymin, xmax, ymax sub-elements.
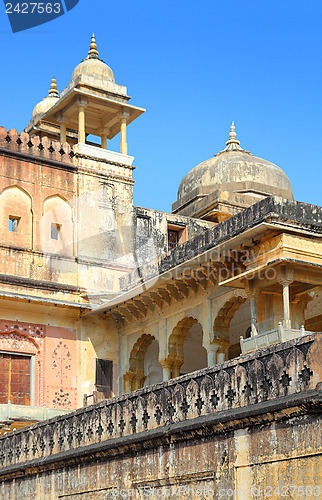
<box><xmin>123</xmin><ymin>292</ymin><xmax>251</xmax><ymax>393</ymax></box>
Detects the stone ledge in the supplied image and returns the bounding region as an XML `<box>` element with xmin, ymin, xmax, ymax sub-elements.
<box><xmin>74</xmin><ymin>143</ymin><xmax>134</xmax><ymax>167</ymax></box>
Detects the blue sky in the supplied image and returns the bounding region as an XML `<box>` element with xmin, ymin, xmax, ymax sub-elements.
<box><xmin>0</xmin><ymin>0</ymin><xmax>321</xmax><ymax>212</ymax></box>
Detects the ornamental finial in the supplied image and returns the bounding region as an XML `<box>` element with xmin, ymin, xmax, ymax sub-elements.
<box><xmin>229</xmin><ymin>121</ymin><xmax>237</xmax><ymax>140</ymax></box>
<box><xmin>88</xmin><ymin>33</ymin><xmax>99</xmax><ymax>58</ymax></box>
<box><xmin>215</xmin><ymin>121</ymin><xmax>251</xmax><ymax>156</ymax></box>
<box><xmin>223</xmin><ymin>121</ymin><xmax>243</xmax><ymax>152</ymax></box>
<box><xmin>48</xmin><ymin>77</ymin><xmax>59</xmax><ymax>98</ymax></box>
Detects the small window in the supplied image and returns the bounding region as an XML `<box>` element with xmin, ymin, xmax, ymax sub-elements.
<box><xmin>95</xmin><ymin>359</ymin><xmax>113</xmax><ymax>399</ymax></box>
<box><xmin>51</xmin><ymin>223</ymin><xmax>61</xmax><ymax>240</ymax></box>
<box><xmin>8</xmin><ymin>216</ymin><xmax>20</xmax><ymax>232</ymax></box>
<box><xmin>168</xmin><ymin>229</ymin><xmax>179</xmax><ymax>251</ymax></box>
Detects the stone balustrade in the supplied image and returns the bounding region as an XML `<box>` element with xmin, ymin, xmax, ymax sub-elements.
<box><xmin>0</xmin><ymin>333</ymin><xmax>320</xmax><ymax>473</ymax></box>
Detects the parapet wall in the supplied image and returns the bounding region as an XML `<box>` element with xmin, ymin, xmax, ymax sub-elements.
<box><xmin>0</xmin><ymin>333</ymin><xmax>320</xmax><ymax>477</ymax></box>
<box><xmin>0</xmin><ymin>127</ymin><xmax>75</xmax><ymax>165</ymax></box>
<box><xmin>121</xmin><ymin>195</ymin><xmax>322</xmax><ymax>291</ymax></box>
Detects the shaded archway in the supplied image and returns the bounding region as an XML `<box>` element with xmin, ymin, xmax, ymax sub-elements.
<box><xmin>124</xmin><ymin>334</ymin><xmax>162</xmax><ymax>392</ymax></box>
<box><xmin>165</xmin><ymin>317</ymin><xmax>207</xmax><ymax>379</ymax></box>
<box><xmin>212</xmin><ymin>295</ymin><xmax>248</xmax><ymax>362</ymax></box>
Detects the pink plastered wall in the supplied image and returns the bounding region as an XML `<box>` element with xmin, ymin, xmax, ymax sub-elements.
<box><xmin>0</xmin><ymin>319</ymin><xmax>77</xmax><ymax>410</ymax></box>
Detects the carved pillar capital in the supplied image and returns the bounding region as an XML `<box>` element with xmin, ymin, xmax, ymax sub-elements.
<box><xmin>277</xmin><ymin>266</ymin><xmax>294</xmax><ymax>286</ymax></box>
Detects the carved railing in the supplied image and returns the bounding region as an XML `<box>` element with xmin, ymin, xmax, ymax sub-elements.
<box><xmin>0</xmin><ymin>333</ymin><xmax>320</xmax><ymax>469</ymax></box>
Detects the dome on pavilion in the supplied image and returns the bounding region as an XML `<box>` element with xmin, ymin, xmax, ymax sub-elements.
<box><xmin>177</xmin><ymin>123</ymin><xmax>293</xmax><ymax>202</ymax></box>
<box><xmin>71</xmin><ymin>34</ymin><xmax>115</xmax><ymax>83</ymax></box>
<box><xmin>32</xmin><ymin>78</ymin><xmax>59</xmax><ymax>121</ymax></box>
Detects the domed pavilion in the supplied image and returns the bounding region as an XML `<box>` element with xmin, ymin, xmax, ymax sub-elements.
<box><xmin>172</xmin><ymin>122</ymin><xmax>293</xmax><ymax>222</ymax></box>
<box><xmin>25</xmin><ymin>34</ymin><xmax>145</xmax><ymax>161</ymax></box>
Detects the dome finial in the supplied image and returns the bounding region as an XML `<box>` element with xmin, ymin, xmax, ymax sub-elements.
<box><xmin>223</xmin><ymin>121</ymin><xmax>244</xmax><ymax>152</ymax></box>
<box><xmin>48</xmin><ymin>77</ymin><xmax>59</xmax><ymax>98</ymax></box>
<box><xmin>88</xmin><ymin>33</ymin><xmax>99</xmax><ymax>58</ymax></box>
<box><xmin>229</xmin><ymin>121</ymin><xmax>237</xmax><ymax>140</ymax></box>
<box><xmin>215</xmin><ymin>121</ymin><xmax>250</xmax><ymax>155</ymax></box>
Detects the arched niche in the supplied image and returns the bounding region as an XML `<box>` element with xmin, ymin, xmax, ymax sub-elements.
<box><xmin>0</xmin><ymin>185</ymin><xmax>32</xmax><ymax>248</ymax></box>
<box><xmin>40</xmin><ymin>195</ymin><xmax>73</xmax><ymax>257</ymax></box>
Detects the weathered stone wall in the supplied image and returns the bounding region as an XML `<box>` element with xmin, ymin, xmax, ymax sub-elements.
<box><xmin>0</xmin><ymin>126</ymin><xmax>136</xmax><ymax>302</ymax></box>
<box><xmin>121</xmin><ymin>196</ymin><xmax>322</xmax><ymax>292</ymax></box>
<box><xmin>134</xmin><ymin>206</ymin><xmax>213</xmax><ymax>266</ymax></box>
<box><xmin>0</xmin><ymin>333</ymin><xmax>320</xmax><ymax>499</ymax></box>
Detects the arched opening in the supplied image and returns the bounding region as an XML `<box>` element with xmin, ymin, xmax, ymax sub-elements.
<box><xmin>180</xmin><ymin>322</ymin><xmax>207</xmax><ymax>375</ymax></box>
<box><xmin>227</xmin><ymin>300</ymin><xmax>251</xmax><ymax>359</ymax></box>
<box><xmin>40</xmin><ymin>194</ymin><xmax>73</xmax><ymax>257</ymax></box>
<box><xmin>124</xmin><ymin>334</ymin><xmax>162</xmax><ymax>392</ymax></box>
<box><xmin>143</xmin><ymin>339</ymin><xmax>163</xmax><ymax>387</ymax></box>
<box><xmin>166</xmin><ymin>317</ymin><xmax>207</xmax><ymax>379</ymax></box>
<box><xmin>213</xmin><ymin>295</ymin><xmax>248</xmax><ymax>363</ymax></box>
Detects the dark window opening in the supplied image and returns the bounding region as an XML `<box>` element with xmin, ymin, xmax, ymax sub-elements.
<box><xmin>8</xmin><ymin>216</ymin><xmax>20</xmax><ymax>232</ymax></box>
<box><xmin>168</xmin><ymin>229</ymin><xmax>179</xmax><ymax>251</ymax></box>
<box><xmin>51</xmin><ymin>223</ymin><xmax>61</xmax><ymax>240</ymax></box>
<box><xmin>0</xmin><ymin>353</ymin><xmax>31</xmax><ymax>406</ymax></box>
<box><xmin>95</xmin><ymin>359</ymin><xmax>113</xmax><ymax>400</ymax></box>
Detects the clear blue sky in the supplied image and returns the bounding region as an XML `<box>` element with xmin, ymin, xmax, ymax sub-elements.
<box><xmin>0</xmin><ymin>0</ymin><xmax>321</xmax><ymax>212</ymax></box>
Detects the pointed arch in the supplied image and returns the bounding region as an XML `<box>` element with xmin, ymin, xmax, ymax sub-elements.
<box><xmin>42</xmin><ymin>193</ymin><xmax>71</xmax><ymax>213</ymax></box>
<box><xmin>0</xmin><ymin>184</ymin><xmax>32</xmax><ymax>199</ymax></box>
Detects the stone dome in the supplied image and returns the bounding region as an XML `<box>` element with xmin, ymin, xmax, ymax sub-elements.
<box><xmin>178</xmin><ymin>123</ymin><xmax>293</xmax><ymax>201</ymax></box>
<box><xmin>32</xmin><ymin>78</ymin><xmax>59</xmax><ymax>121</ymax></box>
<box><xmin>71</xmin><ymin>34</ymin><xmax>115</xmax><ymax>83</ymax></box>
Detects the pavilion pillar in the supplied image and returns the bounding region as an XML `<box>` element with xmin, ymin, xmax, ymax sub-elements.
<box><xmin>60</xmin><ymin>122</ymin><xmax>67</xmax><ymax>144</ymax></box>
<box><xmin>160</xmin><ymin>360</ymin><xmax>172</xmax><ymax>382</ymax></box>
<box><xmin>120</xmin><ymin>112</ymin><xmax>130</xmax><ymax>155</ymax></box>
<box><xmin>246</xmin><ymin>279</ymin><xmax>260</xmax><ymax>336</ymax></box>
<box><xmin>206</xmin><ymin>343</ymin><xmax>219</xmax><ymax>366</ymax></box>
<box><xmin>77</xmin><ymin>98</ymin><xmax>87</xmax><ymax>144</ymax></box>
<box><xmin>217</xmin><ymin>350</ymin><xmax>226</xmax><ymax>364</ymax></box>
<box><xmin>278</xmin><ymin>267</ymin><xmax>294</xmax><ymax>329</ymax></box>
<box><xmin>101</xmin><ymin>134</ymin><xmax>107</xmax><ymax>149</ymax></box>
<box><xmin>57</xmin><ymin>113</ymin><xmax>67</xmax><ymax>144</ymax></box>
